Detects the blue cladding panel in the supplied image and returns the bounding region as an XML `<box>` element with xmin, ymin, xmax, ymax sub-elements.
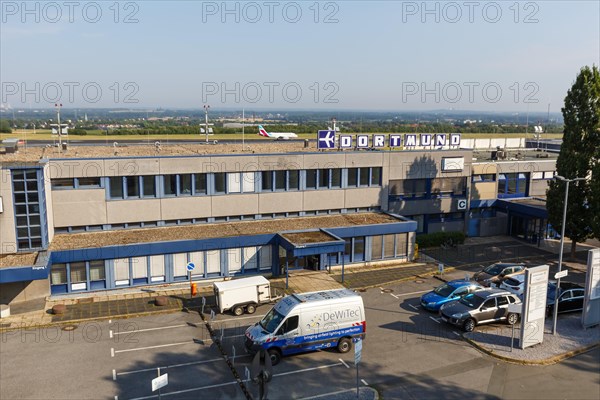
<box><xmin>0</xmin><ymin>265</ymin><xmax>49</xmax><ymax>283</ymax></box>
<box><xmin>327</xmin><ymin>221</ymin><xmax>416</xmax><ymax>238</ymax></box>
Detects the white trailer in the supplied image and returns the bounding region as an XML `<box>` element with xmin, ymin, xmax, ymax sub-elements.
<box><xmin>213</xmin><ymin>276</ymin><xmax>280</xmax><ymax>316</ymax></box>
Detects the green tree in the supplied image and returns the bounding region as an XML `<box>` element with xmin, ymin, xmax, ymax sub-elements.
<box><xmin>0</xmin><ymin>118</ymin><xmax>12</xmax><ymax>133</ymax></box>
<box><xmin>546</xmin><ymin>66</ymin><xmax>600</xmax><ymax>257</ymax></box>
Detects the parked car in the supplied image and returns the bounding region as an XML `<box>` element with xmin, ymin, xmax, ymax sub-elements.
<box><xmin>546</xmin><ymin>282</ymin><xmax>585</xmax><ymax>316</ymax></box>
<box><xmin>439</xmin><ymin>289</ymin><xmax>521</xmax><ymax>332</ymax></box>
<box><xmin>473</xmin><ymin>263</ymin><xmax>526</xmax><ymax>287</ymax></box>
<box><xmin>499</xmin><ymin>274</ymin><xmax>526</xmax><ymax>297</ymax></box>
<box><xmin>420</xmin><ymin>280</ymin><xmax>483</xmax><ymax>312</ymax></box>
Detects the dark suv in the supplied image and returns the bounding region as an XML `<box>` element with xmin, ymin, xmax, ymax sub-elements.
<box><xmin>546</xmin><ymin>282</ymin><xmax>585</xmax><ymax>316</ymax></box>
<box><xmin>440</xmin><ymin>289</ymin><xmax>521</xmax><ymax>332</ymax></box>
<box><xmin>473</xmin><ymin>263</ymin><xmax>526</xmax><ymax>287</ymax></box>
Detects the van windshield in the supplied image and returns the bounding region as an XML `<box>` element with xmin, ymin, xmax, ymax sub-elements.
<box><xmin>260</xmin><ymin>308</ymin><xmax>285</xmax><ymax>333</ymax></box>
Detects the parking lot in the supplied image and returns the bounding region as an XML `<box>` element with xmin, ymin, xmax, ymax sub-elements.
<box><xmin>2</xmin><ymin>267</ymin><xmax>599</xmax><ymax>399</ymax></box>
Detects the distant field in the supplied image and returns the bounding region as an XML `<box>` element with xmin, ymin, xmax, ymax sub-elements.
<box><xmin>2</xmin><ymin>130</ymin><xmax>563</xmax><ymax>141</ymax></box>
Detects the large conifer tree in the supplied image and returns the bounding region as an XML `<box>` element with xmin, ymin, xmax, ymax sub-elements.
<box><xmin>546</xmin><ymin>66</ymin><xmax>600</xmax><ymax>257</ymax></box>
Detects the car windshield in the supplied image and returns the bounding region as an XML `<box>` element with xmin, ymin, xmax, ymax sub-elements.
<box><xmin>459</xmin><ymin>293</ymin><xmax>485</xmax><ymax>308</ymax></box>
<box><xmin>483</xmin><ymin>264</ymin><xmax>504</xmax><ymax>275</ymax></box>
<box><xmin>259</xmin><ymin>308</ymin><xmax>285</xmax><ymax>333</ymax></box>
<box><xmin>433</xmin><ymin>283</ymin><xmax>455</xmax><ymax>298</ymax></box>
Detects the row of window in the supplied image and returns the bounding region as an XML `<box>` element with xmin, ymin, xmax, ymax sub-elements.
<box><xmin>389</xmin><ymin>177</ymin><xmax>467</xmax><ymax>199</ymax></box>
<box><xmin>532</xmin><ymin>171</ymin><xmax>556</xmax><ymax>180</ymax></box>
<box><xmin>50</xmin><ymin>246</ymin><xmax>273</xmax><ymax>294</ymax></box>
<box><xmin>50</xmin><ymin>168</ymin><xmax>383</xmax><ymax>200</ymax></box>
<box><xmin>52</xmin><ymin>207</ymin><xmax>382</xmax><ymax>234</ymax></box>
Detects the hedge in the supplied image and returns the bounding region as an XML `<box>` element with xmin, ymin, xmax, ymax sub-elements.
<box><xmin>415</xmin><ymin>231</ymin><xmax>466</xmax><ymax>249</ymax></box>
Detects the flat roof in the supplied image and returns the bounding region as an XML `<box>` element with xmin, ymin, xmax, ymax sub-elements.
<box><xmin>49</xmin><ymin>213</ymin><xmax>402</xmax><ymax>251</ymax></box>
<box><xmin>280</xmin><ymin>231</ymin><xmax>340</xmax><ymax>245</ymax></box>
<box><xmin>473</xmin><ymin>149</ymin><xmax>558</xmax><ymax>162</ymax></box>
<box><xmin>0</xmin><ymin>252</ymin><xmax>38</xmax><ymax>269</ymax></box>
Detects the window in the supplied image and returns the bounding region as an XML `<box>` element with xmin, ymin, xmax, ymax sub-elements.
<box><xmin>131</xmin><ymin>256</ymin><xmax>148</xmax><ymax>280</ymax></box>
<box><xmin>431</xmin><ymin>177</ymin><xmax>466</xmax><ymax>196</ymax></box>
<box><xmin>180</xmin><ymin>174</ymin><xmax>192</xmax><ymax>195</ymax></box>
<box><xmin>51</xmin><ymin>178</ymin><xmax>75</xmax><ymax>189</ymax></box>
<box><xmin>482</xmin><ymin>299</ymin><xmax>496</xmax><ymax>309</ymax></box>
<box><xmin>390</xmin><ymin>179</ymin><xmax>427</xmax><ymax>198</ymax></box>
<box><xmin>51</xmin><ymin>264</ymin><xmax>67</xmax><ymax>284</ymax></box>
<box><xmin>142</xmin><ymin>176</ymin><xmax>156</xmax><ymax>197</ymax></box>
<box><xmin>114</xmin><ymin>258</ymin><xmax>130</xmax><ymax>285</ymax></box>
<box><xmin>214</xmin><ymin>173</ymin><xmax>227</xmax><ymax>194</ymax></box>
<box><xmin>109</xmin><ymin>177</ymin><xmax>123</xmax><ymax>198</ymax></box>
<box><xmin>288</xmin><ymin>170</ymin><xmax>299</xmax><ymax>190</ymax></box>
<box><xmin>244</xmin><ymin>247</ymin><xmax>258</xmax><ymax>271</ymax></box>
<box><xmin>126</xmin><ymin>176</ymin><xmax>139</xmax><ymax>198</ymax></box>
<box><xmin>163</xmin><ymin>175</ymin><xmax>177</xmax><ymax>196</ymax></box>
<box><xmin>371</xmin><ymin>235</ymin><xmax>383</xmax><ymax>260</ymax></box>
<box><xmin>331</xmin><ymin>169</ymin><xmax>342</xmax><ymax>188</ymax></box>
<box><xmin>383</xmin><ymin>234</ymin><xmax>395</xmax><ymax>258</ymax></box>
<box><xmin>262</xmin><ymin>170</ymin><xmax>300</xmax><ymax>192</ymax></box>
<box><xmin>89</xmin><ymin>260</ymin><xmax>105</xmax><ymax>281</ymax></box>
<box><xmin>279</xmin><ymin>316</ymin><xmax>299</xmax><ymax>334</ymax></box>
<box><xmin>70</xmin><ymin>262</ymin><xmax>87</xmax><ymax>283</ymax></box>
<box><xmin>306</xmin><ymin>169</ymin><xmax>317</xmax><ymax>189</ymax></box>
<box><xmin>359</xmin><ymin>168</ymin><xmax>370</xmax><ymax>187</ymax></box>
<box><xmin>259</xmin><ymin>246</ymin><xmax>272</xmax><ymax>270</ymax></box>
<box><xmin>78</xmin><ymin>177</ymin><xmax>101</xmax><ymax>187</ymax></box>
<box><xmin>354</xmin><ymin>237</ymin><xmax>365</xmax><ymax>262</ymax></box>
<box><xmin>472</xmin><ymin>174</ymin><xmax>496</xmax><ymax>182</ymax></box>
<box><xmin>275</xmin><ymin>171</ymin><xmax>286</xmax><ymax>190</ymax></box>
<box><xmin>150</xmin><ymin>255</ymin><xmax>165</xmax><ymax>281</ymax></box>
<box><xmin>347</xmin><ymin>168</ymin><xmax>358</xmax><ymax>187</ymax></box>
<box><xmin>497</xmin><ymin>296</ymin><xmax>509</xmax><ymax>306</ymax></box>
<box><xmin>173</xmin><ymin>253</ymin><xmax>188</xmax><ymax>277</ymax></box>
<box><xmin>194</xmin><ymin>174</ymin><xmax>207</xmax><ymax>195</ymax></box>
<box><xmin>262</xmin><ymin>171</ymin><xmax>273</xmax><ymax>191</ymax></box>
<box><xmin>228</xmin><ymin>248</ymin><xmax>242</xmax><ymax>274</ymax></box>
<box><xmin>12</xmin><ymin>169</ymin><xmax>46</xmax><ymax>250</ymax></box>
<box><xmin>396</xmin><ymin>234</ymin><xmax>408</xmax><ymax>256</ymax></box>
<box><xmin>498</xmin><ymin>173</ymin><xmax>529</xmax><ymax>198</ymax></box>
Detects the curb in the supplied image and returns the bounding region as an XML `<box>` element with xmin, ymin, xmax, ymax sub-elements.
<box><xmin>0</xmin><ymin>305</ymin><xmax>203</xmax><ymax>333</ymax></box>
<box><xmin>462</xmin><ymin>335</ymin><xmax>600</xmax><ymax>365</ymax></box>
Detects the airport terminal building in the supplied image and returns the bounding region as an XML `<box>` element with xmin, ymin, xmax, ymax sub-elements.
<box><xmin>0</xmin><ymin>136</ymin><xmax>558</xmax><ymax>304</ymax></box>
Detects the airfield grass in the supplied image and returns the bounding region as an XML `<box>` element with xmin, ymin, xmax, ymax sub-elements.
<box><xmin>2</xmin><ymin>130</ymin><xmax>563</xmax><ymax>142</ymax></box>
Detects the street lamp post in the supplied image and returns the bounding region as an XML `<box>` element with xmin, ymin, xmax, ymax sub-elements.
<box><xmin>203</xmin><ymin>105</ymin><xmax>210</xmax><ymax>144</ymax></box>
<box><xmin>552</xmin><ymin>175</ymin><xmax>586</xmax><ymax>335</ymax></box>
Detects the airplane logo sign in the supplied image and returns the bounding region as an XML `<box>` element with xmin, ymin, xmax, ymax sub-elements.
<box><xmin>317</xmin><ymin>130</ymin><xmax>336</xmax><ymax>149</ymax></box>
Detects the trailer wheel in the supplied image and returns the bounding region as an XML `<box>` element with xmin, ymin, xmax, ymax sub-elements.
<box><xmin>268</xmin><ymin>348</ymin><xmax>282</xmax><ymax>366</ymax></box>
<box><xmin>246</xmin><ymin>304</ymin><xmax>256</xmax><ymax>314</ymax></box>
<box><xmin>337</xmin><ymin>337</ymin><xmax>352</xmax><ymax>353</ymax></box>
<box><xmin>233</xmin><ymin>305</ymin><xmax>244</xmax><ymax>316</ymax></box>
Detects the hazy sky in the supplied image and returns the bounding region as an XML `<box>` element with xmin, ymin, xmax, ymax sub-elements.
<box><xmin>1</xmin><ymin>1</ymin><xmax>598</xmax><ymax>112</ymax></box>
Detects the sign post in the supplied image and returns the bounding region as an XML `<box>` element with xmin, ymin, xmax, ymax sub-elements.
<box><xmin>186</xmin><ymin>262</ymin><xmax>195</xmax><ymax>297</ymax></box>
<box><xmin>151</xmin><ymin>368</ymin><xmax>168</xmax><ymax>399</ymax></box>
<box><xmin>354</xmin><ymin>339</ymin><xmax>362</xmax><ymax>399</ymax></box>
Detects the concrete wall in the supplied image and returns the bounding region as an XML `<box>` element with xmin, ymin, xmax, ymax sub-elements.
<box><xmin>471</xmin><ymin>182</ymin><xmax>497</xmax><ymax>200</ymax></box>
<box><xmin>530</xmin><ymin>180</ymin><xmax>551</xmax><ymax>197</ymax></box>
<box><xmin>0</xmin><ymin>168</ymin><xmax>17</xmax><ymax>254</ymax></box>
<box><xmin>388</xmin><ymin>150</ymin><xmax>472</xmax><ymax>180</ymax></box>
<box><xmin>52</xmin><ymin>189</ymin><xmax>107</xmax><ymax>227</ymax></box>
<box><xmin>0</xmin><ymin>279</ymin><xmax>49</xmax><ymax>304</ymax></box>
<box><xmin>428</xmin><ymin>220</ymin><xmax>465</xmax><ymax>234</ymax></box>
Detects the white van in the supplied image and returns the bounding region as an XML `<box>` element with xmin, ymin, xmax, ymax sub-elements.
<box><xmin>244</xmin><ymin>289</ymin><xmax>366</xmax><ymax>365</ymax></box>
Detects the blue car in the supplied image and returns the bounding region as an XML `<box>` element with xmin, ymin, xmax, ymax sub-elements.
<box><xmin>420</xmin><ymin>280</ymin><xmax>483</xmax><ymax>312</ymax></box>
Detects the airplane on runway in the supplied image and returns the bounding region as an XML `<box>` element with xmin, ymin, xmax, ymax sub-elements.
<box><xmin>257</xmin><ymin>125</ymin><xmax>298</xmax><ymax>140</ymax></box>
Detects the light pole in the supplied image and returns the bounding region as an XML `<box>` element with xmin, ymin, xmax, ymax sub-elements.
<box><xmin>55</xmin><ymin>103</ymin><xmax>63</xmax><ymax>151</ymax></box>
<box><xmin>551</xmin><ymin>175</ymin><xmax>586</xmax><ymax>335</ymax></box>
<box><xmin>203</xmin><ymin>105</ymin><xmax>210</xmax><ymax>144</ymax></box>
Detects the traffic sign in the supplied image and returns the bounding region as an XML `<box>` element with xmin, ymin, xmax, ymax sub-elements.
<box><xmin>152</xmin><ymin>373</ymin><xmax>168</xmax><ymax>392</ymax></box>
<box><xmin>317</xmin><ymin>130</ymin><xmax>336</xmax><ymax>149</ymax></box>
<box><xmin>186</xmin><ymin>262</ymin><xmax>195</xmax><ymax>272</ymax></box>
<box><xmin>354</xmin><ymin>339</ymin><xmax>362</xmax><ymax>365</ymax></box>
<box><xmin>554</xmin><ymin>269</ymin><xmax>568</xmax><ymax>279</ymax></box>
<box><xmin>457</xmin><ymin>199</ymin><xmax>467</xmax><ymax>210</ymax></box>
<box><xmin>438</xmin><ymin>263</ymin><xmax>444</xmax><ymax>274</ymax></box>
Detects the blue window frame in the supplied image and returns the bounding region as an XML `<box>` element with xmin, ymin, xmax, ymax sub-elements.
<box><xmin>261</xmin><ymin>170</ymin><xmax>300</xmax><ymax>192</ymax></box>
<box><xmin>12</xmin><ymin>168</ymin><xmax>48</xmax><ymax>251</ymax></box>
<box><xmin>498</xmin><ymin>173</ymin><xmax>529</xmax><ymax>198</ymax></box>
<box><xmin>347</xmin><ymin>167</ymin><xmax>382</xmax><ymax>188</ymax></box>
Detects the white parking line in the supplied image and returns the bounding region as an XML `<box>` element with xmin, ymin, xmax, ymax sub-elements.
<box><xmin>112</xmin><ymin>369</ymin><xmax>116</xmax><ymax>381</ymax></box>
<box><xmin>361</xmin><ymin>379</ymin><xmax>369</xmax><ymax>386</ymax></box>
<box><xmin>339</xmin><ymin>358</ymin><xmax>350</xmax><ymax>369</ymax></box>
<box><xmin>452</xmin><ymin>331</ymin><xmax>461</xmax><ymax>336</ymax></box>
<box><xmin>408</xmin><ymin>304</ymin><xmax>420</xmax><ymax>311</ymax></box>
<box><xmin>109</xmin><ymin>330</ymin><xmax>113</xmax><ymax>339</ymax></box>
<box><xmin>113</xmin><ymin>324</ymin><xmax>189</xmax><ymax>335</ymax></box>
<box><xmin>395</xmin><ymin>289</ymin><xmax>432</xmax><ymax>297</ymax></box>
<box><xmin>389</xmin><ymin>293</ymin><xmax>400</xmax><ymax>299</ymax></box>
<box><xmin>114</xmin><ymin>341</ymin><xmax>194</xmax><ymax>354</ymax></box>
<box><xmin>127</xmin><ymin>379</ymin><xmax>241</xmax><ymax>400</ymax></box>
<box><xmin>214</xmin><ymin>315</ymin><xmax>265</xmax><ymax>324</ymax></box>
<box><xmin>429</xmin><ymin>316</ymin><xmax>441</xmax><ymax>324</ymax></box>
<box><xmin>274</xmin><ymin>362</ymin><xmax>342</xmax><ymax>378</ymax></box>
<box><xmin>110</xmin><ymin>348</ymin><xmax>115</xmax><ymax>357</ymax></box>
<box><xmin>116</xmin><ymin>355</ymin><xmax>252</xmax><ymax>376</ymax></box>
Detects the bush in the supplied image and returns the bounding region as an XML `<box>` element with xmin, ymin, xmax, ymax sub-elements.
<box><xmin>416</xmin><ymin>231</ymin><xmax>465</xmax><ymax>249</ymax></box>
<box><xmin>69</xmin><ymin>128</ymin><xmax>87</xmax><ymax>136</ymax></box>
